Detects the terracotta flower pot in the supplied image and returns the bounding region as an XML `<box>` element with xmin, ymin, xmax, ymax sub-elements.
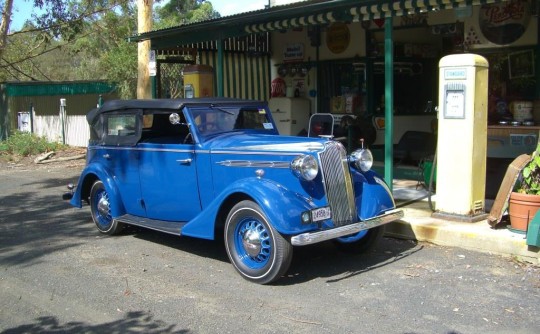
<box><xmin>508</xmin><ymin>192</ymin><xmax>540</xmax><ymax>232</ymax></box>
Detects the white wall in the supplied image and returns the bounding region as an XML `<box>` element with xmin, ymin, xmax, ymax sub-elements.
<box><xmin>34</xmin><ymin>115</ymin><xmax>89</xmax><ymax>147</ymax></box>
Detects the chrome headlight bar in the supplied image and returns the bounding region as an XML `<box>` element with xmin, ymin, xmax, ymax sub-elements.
<box><xmin>350</xmin><ymin>148</ymin><xmax>373</xmax><ymax>172</ymax></box>
<box><xmin>291</xmin><ymin>154</ymin><xmax>318</xmax><ymax>181</ymax></box>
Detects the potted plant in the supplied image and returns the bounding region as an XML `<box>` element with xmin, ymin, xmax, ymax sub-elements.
<box><xmin>509</xmin><ymin>143</ymin><xmax>540</xmax><ymax>232</ymax></box>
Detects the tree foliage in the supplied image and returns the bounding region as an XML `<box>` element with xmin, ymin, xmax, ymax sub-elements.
<box><xmin>155</xmin><ymin>0</ymin><xmax>220</xmax><ymax>29</ymax></box>
<box><xmin>1</xmin><ymin>0</ymin><xmax>220</xmax><ymax>98</ymax></box>
<box><xmin>1</xmin><ymin>0</ymin><xmax>132</xmax><ymax>85</ymax></box>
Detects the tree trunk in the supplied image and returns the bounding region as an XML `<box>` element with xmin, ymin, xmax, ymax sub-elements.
<box><xmin>0</xmin><ymin>0</ymin><xmax>14</xmax><ymax>60</ymax></box>
<box><xmin>137</xmin><ymin>0</ymin><xmax>153</xmax><ymax>99</ymax></box>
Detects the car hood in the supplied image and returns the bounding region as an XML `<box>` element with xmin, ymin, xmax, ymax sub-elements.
<box><xmin>203</xmin><ymin>133</ymin><xmax>327</xmax><ymax>154</ymax></box>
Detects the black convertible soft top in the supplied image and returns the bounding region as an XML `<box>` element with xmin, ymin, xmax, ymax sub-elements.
<box><xmin>86</xmin><ymin>97</ymin><xmax>266</xmax><ymax>125</ymax></box>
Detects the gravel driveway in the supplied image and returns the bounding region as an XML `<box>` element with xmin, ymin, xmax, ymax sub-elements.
<box><xmin>0</xmin><ymin>163</ymin><xmax>539</xmax><ymax>333</ymax></box>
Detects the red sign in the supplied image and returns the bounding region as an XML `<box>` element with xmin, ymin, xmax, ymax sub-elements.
<box><xmin>271</xmin><ymin>78</ymin><xmax>286</xmax><ymax>98</ymax></box>
<box><xmin>373</xmin><ymin>19</ymin><xmax>385</xmax><ymax>28</ymax></box>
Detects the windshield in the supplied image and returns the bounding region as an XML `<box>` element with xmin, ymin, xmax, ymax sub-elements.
<box><xmin>188</xmin><ymin>106</ymin><xmax>277</xmax><ymax>139</ymax></box>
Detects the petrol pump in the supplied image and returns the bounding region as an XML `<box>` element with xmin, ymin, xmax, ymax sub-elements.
<box><xmin>433</xmin><ymin>54</ymin><xmax>489</xmax><ymax>222</ymax></box>
<box><xmin>183</xmin><ymin>64</ymin><xmax>214</xmax><ymax>98</ymax></box>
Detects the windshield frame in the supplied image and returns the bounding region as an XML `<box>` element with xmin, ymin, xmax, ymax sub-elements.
<box><xmin>185</xmin><ymin>105</ymin><xmax>278</xmax><ymax>142</ymax></box>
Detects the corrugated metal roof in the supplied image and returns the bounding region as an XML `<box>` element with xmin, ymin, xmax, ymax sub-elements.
<box><xmin>145</xmin><ymin>0</ymin><xmax>322</xmax><ymax>35</ymax></box>
<box><xmin>129</xmin><ymin>0</ymin><xmax>362</xmax><ymax>45</ymax></box>
<box><xmin>130</xmin><ymin>0</ymin><xmax>506</xmax><ymax>48</ymax></box>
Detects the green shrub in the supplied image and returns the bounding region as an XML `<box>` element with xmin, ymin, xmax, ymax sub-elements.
<box><xmin>0</xmin><ymin>131</ymin><xmax>65</xmax><ymax>157</ymax></box>
<box><xmin>517</xmin><ymin>143</ymin><xmax>540</xmax><ymax>195</ymax></box>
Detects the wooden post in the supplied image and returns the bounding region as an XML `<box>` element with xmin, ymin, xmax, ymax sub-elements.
<box><xmin>137</xmin><ymin>0</ymin><xmax>153</xmax><ymax>99</ymax></box>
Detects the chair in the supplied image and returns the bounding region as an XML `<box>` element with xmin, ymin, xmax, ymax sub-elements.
<box><xmin>308</xmin><ymin>113</ymin><xmax>334</xmax><ymax>137</ymax></box>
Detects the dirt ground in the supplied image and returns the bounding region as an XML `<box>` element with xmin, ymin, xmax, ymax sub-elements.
<box><xmin>0</xmin><ymin>146</ymin><xmax>87</xmax><ymax>171</ymax></box>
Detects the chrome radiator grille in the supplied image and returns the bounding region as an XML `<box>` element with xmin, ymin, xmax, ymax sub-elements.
<box><xmin>318</xmin><ymin>141</ymin><xmax>357</xmax><ymax>227</ymax></box>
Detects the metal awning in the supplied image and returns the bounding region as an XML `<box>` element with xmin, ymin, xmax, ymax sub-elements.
<box><xmin>350</xmin><ymin>0</ymin><xmax>505</xmax><ymax>21</ymax></box>
<box><xmin>243</xmin><ymin>0</ymin><xmax>508</xmax><ymax>34</ymax></box>
<box><xmin>130</xmin><ymin>0</ymin><xmax>508</xmax><ymax>45</ymax></box>
<box><xmin>130</xmin><ymin>0</ymin><xmax>361</xmax><ymax>45</ymax></box>
<box><xmin>244</xmin><ymin>11</ymin><xmax>337</xmax><ymax>33</ymax></box>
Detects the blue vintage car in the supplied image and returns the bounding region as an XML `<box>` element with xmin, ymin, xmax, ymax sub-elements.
<box><xmin>65</xmin><ymin>98</ymin><xmax>403</xmax><ymax>284</ymax></box>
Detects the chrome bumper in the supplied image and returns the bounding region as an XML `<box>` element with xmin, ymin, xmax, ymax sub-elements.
<box><xmin>290</xmin><ymin>209</ymin><xmax>404</xmax><ymax>246</ymax></box>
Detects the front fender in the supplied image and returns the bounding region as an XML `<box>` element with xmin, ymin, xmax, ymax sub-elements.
<box><xmin>69</xmin><ymin>163</ymin><xmax>126</xmax><ymax>218</ymax></box>
<box><xmin>350</xmin><ymin>168</ymin><xmax>396</xmax><ymax>220</ymax></box>
<box><xmin>181</xmin><ymin>177</ymin><xmax>317</xmax><ymax>239</ymax></box>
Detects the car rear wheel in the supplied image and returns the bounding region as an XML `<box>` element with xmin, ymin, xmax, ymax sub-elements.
<box><xmin>89</xmin><ymin>180</ymin><xmax>123</xmax><ymax>235</ymax></box>
<box><xmin>225</xmin><ymin>200</ymin><xmax>292</xmax><ymax>284</ymax></box>
<box><xmin>333</xmin><ymin>226</ymin><xmax>385</xmax><ymax>253</ymax></box>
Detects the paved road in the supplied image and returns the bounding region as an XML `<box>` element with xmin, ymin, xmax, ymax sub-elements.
<box><xmin>0</xmin><ymin>165</ymin><xmax>539</xmax><ymax>333</ymax></box>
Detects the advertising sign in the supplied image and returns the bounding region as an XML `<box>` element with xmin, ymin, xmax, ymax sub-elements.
<box><xmin>479</xmin><ymin>0</ymin><xmax>531</xmax><ymax>45</ymax></box>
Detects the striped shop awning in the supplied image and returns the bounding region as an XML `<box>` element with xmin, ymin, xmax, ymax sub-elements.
<box><xmin>244</xmin><ymin>0</ymin><xmax>508</xmax><ymax>33</ymax></box>
<box><xmin>350</xmin><ymin>0</ymin><xmax>507</xmax><ymax>21</ymax></box>
<box><xmin>244</xmin><ymin>11</ymin><xmax>336</xmax><ymax>33</ymax></box>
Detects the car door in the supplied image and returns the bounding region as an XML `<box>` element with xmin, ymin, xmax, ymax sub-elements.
<box><xmin>137</xmin><ymin>111</ymin><xmax>201</xmax><ymax>222</ymax></box>
<box><xmin>138</xmin><ymin>143</ymin><xmax>201</xmax><ymax>221</ymax></box>
<box><xmin>99</xmin><ymin>110</ymin><xmax>145</xmax><ymax>217</ymax></box>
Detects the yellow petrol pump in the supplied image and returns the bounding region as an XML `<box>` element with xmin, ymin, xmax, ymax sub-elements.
<box><xmin>183</xmin><ymin>64</ymin><xmax>214</xmax><ymax>98</ymax></box>
<box><xmin>433</xmin><ymin>54</ymin><xmax>489</xmax><ymax>222</ymax></box>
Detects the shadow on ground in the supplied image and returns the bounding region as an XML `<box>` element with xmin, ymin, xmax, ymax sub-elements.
<box><xmin>1</xmin><ymin>311</ymin><xmax>188</xmax><ymax>334</ymax></box>
<box><xmin>0</xmin><ymin>187</ymin><xmax>94</xmax><ymax>268</ymax></box>
<box><xmin>127</xmin><ymin>226</ymin><xmax>421</xmax><ymax>285</ymax></box>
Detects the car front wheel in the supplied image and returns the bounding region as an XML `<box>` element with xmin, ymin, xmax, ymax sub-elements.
<box><xmin>333</xmin><ymin>226</ymin><xmax>385</xmax><ymax>253</ymax></box>
<box><xmin>89</xmin><ymin>180</ymin><xmax>123</xmax><ymax>235</ymax></box>
<box><xmin>225</xmin><ymin>200</ymin><xmax>292</xmax><ymax>284</ymax></box>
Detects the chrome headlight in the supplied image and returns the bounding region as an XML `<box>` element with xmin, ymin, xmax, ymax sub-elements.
<box><xmin>351</xmin><ymin>148</ymin><xmax>373</xmax><ymax>172</ymax></box>
<box><xmin>291</xmin><ymin>155</ymin><xmax>318</xmax><ymax>181</ymax></box>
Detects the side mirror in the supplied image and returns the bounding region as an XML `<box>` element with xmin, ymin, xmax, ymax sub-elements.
<box><xmin>169</xmin><ymin>113</ymin><xmax>181</xmax><ymax>125</ymax></box>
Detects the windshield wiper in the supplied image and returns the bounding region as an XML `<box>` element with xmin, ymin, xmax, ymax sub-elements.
<box><xmin>210</xmin><ymin>104</ymin><xmax>235</xmax><ymax>115</ymax></box>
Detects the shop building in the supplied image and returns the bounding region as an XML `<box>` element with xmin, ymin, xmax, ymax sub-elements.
<box><xmin>131</xmin><ymin>0</ymin><xmax>538</xmax><ymax>191</ymax></box>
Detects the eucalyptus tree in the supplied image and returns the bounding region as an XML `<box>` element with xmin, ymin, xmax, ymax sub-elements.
<box><xmin>0</xmin><ymin>0</ymin><xmax>221</xmax><ymax>98</ymax></box>
<box><xmin>0</xmin><ymin>0</ymin><xmax>131</xmax><ymax>81</ymax></box>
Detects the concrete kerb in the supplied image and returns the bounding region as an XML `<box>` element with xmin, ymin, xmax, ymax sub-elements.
<box><xmin>387</xmin><ymin>181</ymin><xmax>540</xmax><ymax>265</ymax></box>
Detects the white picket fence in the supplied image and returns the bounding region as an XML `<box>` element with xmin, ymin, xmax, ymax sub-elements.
<box><xmin>33</xmin><ymin>115</ymin><xmax>89</xmax><ymax>147</ymax></box>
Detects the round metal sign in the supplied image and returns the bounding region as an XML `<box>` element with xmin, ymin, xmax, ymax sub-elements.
<box><xmin>479</xmin><ymin>1</ymin><xmax>531</xmax><ymax>45</ymax></box>
<box><xmin>326</xmin><ymin>22</ymin><xmax>350</xmax><ymax>54</ymax></box>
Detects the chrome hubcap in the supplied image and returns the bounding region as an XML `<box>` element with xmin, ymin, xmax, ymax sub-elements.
<box><xmin>97</xmin><ymin>196</ymin><xmax>110</xmax><ymax>217</ymax></box>
<box><xmin>242</xmin><ymin>229</ymin><xmax>262</xmax><ymax>257</ymax></box>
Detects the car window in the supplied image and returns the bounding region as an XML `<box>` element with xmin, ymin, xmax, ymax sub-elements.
<box><xmin>139</xmin><ymin>110</ymin><xmax>190</xmax><ymax>144</ymax></box>
<box><xmin>188</xmin><ymin>106</ymin><xmax>275</xmax><ymax>139</ymax></box>
<box><xmin>234</xmin><ymin>109</ymin><xmax>270</xmax><ymax>129</ymax></box>
<box><xmin>103</xmin><ymin>110</ymin><xmax>142</xmax><ymax>146</ymax></box>
<box><xmin>107</xmin><ymin>114</ymin><xmax>137</xmax><ymax>136</ymax></box>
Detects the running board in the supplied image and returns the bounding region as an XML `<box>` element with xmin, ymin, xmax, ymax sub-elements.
<box><xmin>114</xmin><ymin>214</ymin><xmax>186</xmax><ymax>236</ymax></box>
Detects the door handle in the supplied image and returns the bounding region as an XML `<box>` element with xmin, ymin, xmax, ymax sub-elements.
<box><xmin>176</xmin><ymin>158</ymin><xmax>192</xmax><ymax>164</ymax></box>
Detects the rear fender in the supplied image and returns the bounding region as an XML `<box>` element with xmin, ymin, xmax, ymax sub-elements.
<box><xmin>69</xmin><ymin>163</ymin><xmax>126</xmax><ymax>217</ymax></box>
